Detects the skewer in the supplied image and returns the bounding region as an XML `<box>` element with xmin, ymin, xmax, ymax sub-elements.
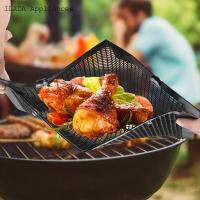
<box><xmin>0</xmin><ymin>138</ymin><xmax>35</xmax><ymax>143</ymax></box>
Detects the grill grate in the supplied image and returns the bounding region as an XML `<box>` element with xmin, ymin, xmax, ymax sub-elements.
<box><xmin>0</xmin><ymin>137</ymin><xmax>183</xmax><ymax>161</ymax></box>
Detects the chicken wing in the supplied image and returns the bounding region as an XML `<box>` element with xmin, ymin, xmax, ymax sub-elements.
<box><xmin>39</xmin><ymin>79</ymin><xmax>93</xmax><ymax>115</ymax></box>
<box><xmin>73</xmin><ymin>74</ymin><xmax>119</xmax><ymax>138</ymax></box>
<box><xmin>70</xmin><ymin>76</ymin><xmax>84</xmax><ymax>86</ymax></box>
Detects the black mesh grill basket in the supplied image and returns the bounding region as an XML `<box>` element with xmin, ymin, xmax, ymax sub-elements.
<box><xmin>2</xmin><ymin>40</ymin><xmax>200</xmax><ymax>152</ymax></box>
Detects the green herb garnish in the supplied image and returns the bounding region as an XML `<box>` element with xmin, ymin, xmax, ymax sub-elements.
<box><xmin>83</xmin><ymin>77</ymin><xmax>135</xmax><ymax>105</ymax></box>
<box><xmin>83</xmin><ymin>77</ymin><xmax>101</xmax><ymax>93</ymax></box>
<box><xmin>113</xmin><ymin>86</ymin><xmax>135</xmax><ymax>105</ymax></box>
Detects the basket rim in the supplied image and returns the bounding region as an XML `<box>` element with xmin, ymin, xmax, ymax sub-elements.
<box><xmin>0</xmin><ymin>138</ymin><xmax>185</xmax><ymax>163</ymax></box>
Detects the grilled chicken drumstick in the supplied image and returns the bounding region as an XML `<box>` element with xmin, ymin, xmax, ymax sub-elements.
<box><xmin>39</xmin><ymin>79</ymin><xmax>93</xmax><ymax>115</ymax></box>
<box><xmin>73</xmin><ymin>74</ymin><xmax>119</xmax><ymax>138</ymax></box>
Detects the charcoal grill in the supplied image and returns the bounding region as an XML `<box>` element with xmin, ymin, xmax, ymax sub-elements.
<box><xmin>0</xmin><ymin>113</ymin><xmax>185</xmax><ymax>200</ymax></box>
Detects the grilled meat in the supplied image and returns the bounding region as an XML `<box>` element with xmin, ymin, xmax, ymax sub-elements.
<box><xmin>39</xmin><ymin>79</ymin><xmax>93</xmax><ymax>114</ymax></box>
<box><xmin>70</xmin><ymin>76</ymin><xmax>84</xmax><ymax>86</ymax></box>
<box><xmin>1</xmin><ymin>115</ymin><xmax>70</xmax><ymax>149</ymax></box>
<box><xmin>73</xmin><ymin>74</ymin><xmax>119</xmax><ymax>138</ymax></box>
<box><xmin>101</xmin><ymin>74</ymin><xmax>118</xmax><ymax>95</ymax></box>
<box><xmin>0</xmin><ymin>123</ymin><xmax>31</xmax><ymax>139</ymax></box>
<box><xmin>38</xmin><ymin>74</ymin><xmax>154</xmax><ymax>139</ymax></box>
<box><xmin>25</xmin><ymin>116</ymin><xmax>49</xmax><ymax>129</ymax></box>
<box><xmin>116</xmin><ymin>96</ymin><xmax>153</xmax><ymax>124</ymax></box>
<box><xmin>6</xmin><ymin>115</ymin><xmax>47</xmax><ymax>132</ymax></box>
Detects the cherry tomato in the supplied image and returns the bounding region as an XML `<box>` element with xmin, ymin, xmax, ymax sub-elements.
<box><xmin>47</xmin><ymin>112</ymin><xmax>69</xmax><ymax>126</ymax></box>
<box><xmin>49</xmin><ymin>130</ymin><xmax>55</xmax><ymax>136</ymax></box>
<box><xmin>76</xmin><ymin>34</ymin><xmax>87</xmax><ymax>58</ymax></box>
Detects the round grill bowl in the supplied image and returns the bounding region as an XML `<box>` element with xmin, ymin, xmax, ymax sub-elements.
<box><xmin>2</xmin><ymin>40</ymin><xmax>196</xmax><ymax>199</ymax></box>
<box><xmin>0</xmin><ymin>138</ymin><xmax>184</xmax><ymax>200</ymax></box>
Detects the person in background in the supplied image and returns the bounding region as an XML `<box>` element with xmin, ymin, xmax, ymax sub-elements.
<box><xmin>111</xmin><ymin>0</ymin><xmax>200</xmax><ymax>106</ymax></box>
<box><xmin>111</xmin><ymin>0</ymin><xmax>200</xmax><ymax>166</ymax></box>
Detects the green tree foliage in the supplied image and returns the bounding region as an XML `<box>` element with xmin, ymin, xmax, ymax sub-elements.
<box><xmin>83</xmin><ymin>0</ymin><xmax>116</xmax><ymax>40</ymax></box>
<box><xmin>8</xmin><ymin>0</ymin><xmax>46</xmax><ymax>44</ymax></box>
<box><xmin>8</xmin><ymin>0</ymin><xmax>116</xmax><ymax>43</ymax></box>
<box><xmin>153</xmin><ymin>0</ymin><xmax>200</xmax><ymax>50</ymax></box>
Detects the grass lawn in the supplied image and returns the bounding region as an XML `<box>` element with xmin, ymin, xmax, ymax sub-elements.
<box><xmin>151</xmin><ymin>144</ymin><xmax>200</xmax><ymax>200</ymax></box>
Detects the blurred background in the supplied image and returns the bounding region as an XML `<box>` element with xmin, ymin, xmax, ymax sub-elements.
<box><xmin>1</xmin><ymin>0</ymin><xmax>200</xmax><ymax>199</ymax></box>
<box><xmin>9</xmin><ymin>0</ymin><xmax>200</xmax><ymax>65</ymax></box>
<box><xmin>6</xmin><ymin>0</ymin><xmax>200</xmax><ymax>69</ymax></box>
<box><xmin>5</xmin><ymin>0</ymin><xmax>200</xmax><ymax>72</ymax></box>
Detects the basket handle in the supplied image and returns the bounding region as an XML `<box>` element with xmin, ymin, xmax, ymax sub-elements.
<box><xmin>0</xmin><ymin>78</ymin><xmax>11</xmax><ymax>86</ymax></box>
<box><xmin>0</xmin><ymin>77</ymin><xmax>48</xmax><ymax>89</ymax></box>
<box><xmin>173</xmin><ymin>111</ymin><xmax>199</xmax><ymax>139</ymax></box>
<box><xmin>174</xmin><ymin>111</ymin><xmax>199</xmax><ymax>120</ymax></box>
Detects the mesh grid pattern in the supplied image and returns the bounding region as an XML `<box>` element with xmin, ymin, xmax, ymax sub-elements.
<box><xmin>5</xmin><ymin>40</ymin><xmax>200</xmax><ymax>152</ymax></box>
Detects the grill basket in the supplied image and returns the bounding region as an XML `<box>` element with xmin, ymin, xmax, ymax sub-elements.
<box><xmin>3</xmin><ymin>40</ymin><xmax>200</xmax><ymax>152</ymax></box>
